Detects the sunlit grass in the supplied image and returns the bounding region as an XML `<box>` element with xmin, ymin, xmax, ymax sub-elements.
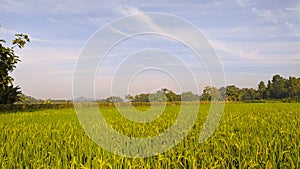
<box><xmin>0</xmin><ymin>103</ymin><xmax>299</xmax><ymax>168</ymax></box>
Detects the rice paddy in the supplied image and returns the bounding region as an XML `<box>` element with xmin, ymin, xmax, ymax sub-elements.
<box><xmin>0</xmin><ymin>103</ymin><xmax>299</xmax><ymax>168</ymax></box>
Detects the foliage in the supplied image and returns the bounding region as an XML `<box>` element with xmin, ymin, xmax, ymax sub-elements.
<box><xmin>132</xmin><ymin>93</ymin><xmax>151</xmax><ymax>102</ymax></box>
<box><xmin>164</xmin><ymin>89</ymin><xmax>180</xmax><ymax>102</ymax></box>
<box><xmin>258</xmin><ymin>81</ymin><xmax>266</xmax><ymax>99</ymax></box>
<box><xmin>0</xmin><ymin>103</ymin><xmax>74</xmax><ymax>112</ymax></box>
<box><xmin>181</xmin><ymin>91</ymin><xmax>199</xmax><ymax>101</ymax></box>
<box><xmin>149</xmin><ymin>90</ymin><xmax>166</xmax><ymax>102</ymax></box>
<box><xmin>201</xmin><ymin>86</ymin><xmax>221</xmax><ymax>101</ymax></box>
<box><xmin>129</xmin><ymin>88</ymin><xmax>198</xmax><ymax>102</ymax></box>
<box><xmin>123</xmin><ymin>74</ymin><xmax>300</xmax><ymax>103</ymax></box>
<box><xmin>214</xmin><ymin>75</ymin><xmax>300</xmax><ymax>102</ymax></box>
<box><xmin>0</xmin><ymin>103</ymin><xmax>299</xmax><ymax>168</ymax></box>
<box><xmin>23</xmin><ymin>95</ymin><xmax>43</xmax><ymax>104</ymax></box>
<box><xmin>44</xmin><ymin>99</ymin><xmax>52</xmax><ymax>104</ymax></box>
<box><xmin>131</xmin><ymin>88</ymin><xmax>177</xmax><ymax>102</ymax></box>
<box><xmin>103</xmin><ymin>96</ymin><xmax>124</xmax><ymax>103</ymax></box>
<box><xmin>0</xmin><ymin>33</ymin><xmax>30</xmax><ymax>104</ymax></box>
<box><xmin>226</xmin><ymin>85</ymin><xmax>242</xmax><ymax>101</ymax></box>
<box><xmin>224</xmin><ymin>75</ymin><xmax>300</xmax><ymax>102</ymax></box>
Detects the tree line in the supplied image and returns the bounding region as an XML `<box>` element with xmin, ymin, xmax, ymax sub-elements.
<box><xmin>102</xmin><ymin>74</ymin><xmax>300</xmax><ymax>103</ymax></box>
<box><xmin>124</xmin><ymin>88</ymin><xmax>200</xmax><ymax>102</ymax></box>
<box><xmin>225</xmin><ymin>74</ymin><xmax>300</xmax><ymax>102</ymax></box>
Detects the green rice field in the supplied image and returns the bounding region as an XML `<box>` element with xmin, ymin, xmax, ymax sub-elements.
<box><xmin>0</xmin><ymin>103</ymin><xmax>299</xmax><ymax>168</ymax></box>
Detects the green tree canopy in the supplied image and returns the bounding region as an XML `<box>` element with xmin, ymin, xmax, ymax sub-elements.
<box><xmin>258</xmin><ymin>81</ymin><xmax>266</xmax><ymax>99</ymax></box>
<box><xmin>0</xmin><ymin>33</ymin><xmax>30</xmax><ymax>104</ymax></box>
<box><xmin>201</xmin><ymin>86</ymin><xmax>221</xmax><ymax>101</ymax></box>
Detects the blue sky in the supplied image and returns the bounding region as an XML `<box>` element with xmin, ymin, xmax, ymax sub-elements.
<box><xmin>1</xmin><ymin>0</ymin><xmax>300</xmax><ymax>99</ymax></box>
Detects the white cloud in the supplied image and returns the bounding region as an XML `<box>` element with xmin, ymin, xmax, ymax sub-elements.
<box><xmin>236</xmin><ymin>1</ymin><xmax>300</xmax><ymax>39</ymax></box>
<box><xmin>214</xmin><ymin>1</ymin><xmax>221</xmax><ymax>6</ymax></box>
<box><xmin>295</xmin><ymin>33</ymin><xmax>300</xmax><ymax>38</ymax></box>
<box><xmin>101</xmin><ymin>2</ymin><xmax>160</xmax><ymax>34</ymax></box>
<box><xmin>285</xmin><ymin>5</ymin><xmax>300</xmax><ymax>13</ymax></box>
<box><xmin>236</xmin><ymin>0</ymin><xmax>252</xmax><ymax>8</ymax></box>
<box><xmin>117</xmin><ymin>4</ymin><xmax>142</xmax><ymax>16</ymax></box>
<box><xmin>86</xmin><ymin>16</ymin><xmax>108</xmax><ymax>26</ymax></box>
<box><xmin>107</xmin><ymin>24</ymin><xmax>129</xmax><ymax>36</ymax></box>
<box><xmin>251</xmin><ymin>7</ymin><xmax>278</xmax><ymax>23</ymax></box>
<box><xmin>212</xmin><ymin>37</ymin><xmax>300</xmax><ymax>65</ymax></box>
<box><xmin>285</xmin><ymin>21</ymin><xmax>294</xmax><ymax>28</ymax></box>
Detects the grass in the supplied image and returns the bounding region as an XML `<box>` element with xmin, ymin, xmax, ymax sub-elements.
<box><xmin>0</xmin><ymin>103</ymin><xmax>299</xmax><ymax>168</ymax></box>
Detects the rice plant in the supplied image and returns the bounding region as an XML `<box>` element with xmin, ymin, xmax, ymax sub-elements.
<box><xmin>0</xmin><ymin>103</ymin><xmax>299</xmax><ymax>168</ymax></box>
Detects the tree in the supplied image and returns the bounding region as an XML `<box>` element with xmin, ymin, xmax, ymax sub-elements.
<box><xmin>158</xmin><ymin>88</ymin><xmax>180</xmax><ymax>102</ymax></box>
<box><xmin>165</xmin><ymin>90</ymin><xmax>180</xmax><ymax>102</ymax></box>
<box><xmin>0</xmin><ymin>33</ymin><xmax>30</xmax><ymax>104</ymax></box>
<box><xmin>258</xmin><ymin>81</ymin><xmax>266</xmax><ymax>100</ymax></box>
<box><xmin>132</xmin><ymin>93</ymin><xmax>150</xmax><ymax>102</ymax></box>
<box><xmin>201</xmin><ymin>86</ymin><xmax>211</xmax><ymax>101</ymax></box>
<box><xmin>286</xmin><ymin>76</ymin><xmax>300</xmax><ymax>101</ymax></box>
<box><xmin>181</xmin><ymin>91</ymin><xmax>199</xmax><ymax>101</ymax></box>
<box><xmin>149</xmin><ymin>90</ymin><xmax>167</xmax><ymax>102</ymax></box>
<box><xmin>271</xmin><ymin>74</ymin><xmax>286</xmax><ymax>99</ymax></box>
<box><xmin>265</xmin><ymin>80</ymin><xmax>273</xmax><ymax>99</ymax></box>
<box><xmin>201</xmin><ymin>86</ymin><xmax>221</xmax><ymax>101</ymax></box>
<box><xmin>241</xmin><ymin>88</ymin><xmax>259</xmax><ymax>100</ymax></box>
<box><xmin>105</xmin><ymin>96</ymin><xmax>124</xmax><ymax>102</ymax></box>
<box><xmin>125</xmin><ymin>94</ymin><xmax>134</xmax><ymax>102</ymax></box>
<box><xmin>218</xmin><ymin>87</ymin><xmax>226</xmax><ymax>101</ymax></box>
<box><xmin>226</xmin><ymin>85</ymin><xmax>241</xmax><ymax>101</ymax></box>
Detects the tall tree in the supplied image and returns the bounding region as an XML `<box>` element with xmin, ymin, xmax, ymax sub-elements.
<box><xmin>258</xmin><ymin>81</ymin><xmax>266</xmax><ymax>99</ymax></box>
<box><xmin>0</xmin><ymin>33</ymin><xmax>30</xmax><ymax>104</ymax></box>
<box><xmin>286</xmin><ymin>76</ymin><xmax>300</xmax><ymax>101</ymax></box>
<box><xmin>265</xmin><ymin>80</ymin><xmax>273</xmax><ymax>99</ymax></box>
<box><xmin>271</xmin><ymin>75</ymin><xmax>286</xmax><ymax>99</ymax></box>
